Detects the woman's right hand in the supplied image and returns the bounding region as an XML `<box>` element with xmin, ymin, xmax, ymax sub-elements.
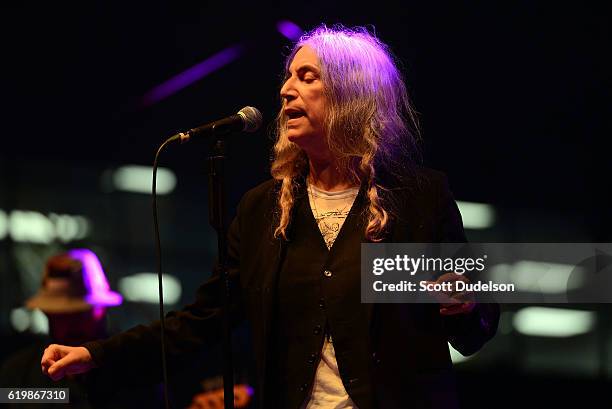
<box><xmin>41</xmin><ymin>344</ymin><xmax>97</xmax><ymax>381</ymax></box>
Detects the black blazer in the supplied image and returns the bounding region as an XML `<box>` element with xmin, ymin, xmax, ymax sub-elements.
<box><xmin>84</xmin><ymin>167</ymin><xmax>499</xmax><ymax>409</ymax></box>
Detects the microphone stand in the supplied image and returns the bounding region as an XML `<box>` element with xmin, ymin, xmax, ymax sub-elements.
<box><xmin>207</xmin><ymin>138</ymin><xmax>234</xmax><ymax>409</ymax></box>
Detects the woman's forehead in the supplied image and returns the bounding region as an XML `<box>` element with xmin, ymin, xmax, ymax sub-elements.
<box><xmin>288</xmin><ymin>45</ymin><xmax>319</xmax><ymax>71</ymax></box>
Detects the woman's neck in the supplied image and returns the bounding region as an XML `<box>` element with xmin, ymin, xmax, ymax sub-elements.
<box><xmin>307</xmin><ymin>157</ymin><xmax>358</xmax><ymax>192</ymax></box>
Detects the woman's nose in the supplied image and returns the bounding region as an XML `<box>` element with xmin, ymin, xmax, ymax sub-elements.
<box><xmin>280</xmin><ymin>79</ymin><xmax>297</xmax><ymax>101</ymax></box>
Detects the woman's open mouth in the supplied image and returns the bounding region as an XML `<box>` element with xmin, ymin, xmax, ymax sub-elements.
<box><xmin>285</xmin><ymin>108</ymin><xmax>306</xmax><ymax>124</ymax></box>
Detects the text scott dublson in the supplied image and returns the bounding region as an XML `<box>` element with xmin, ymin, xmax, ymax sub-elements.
<box><xmin>372</xmin><ymin>280</ymin><xmax>516</xmax><ymax>292</ymax></box>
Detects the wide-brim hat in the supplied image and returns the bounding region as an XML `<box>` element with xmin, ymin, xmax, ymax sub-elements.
<box><xmin>26</xmin><ymin>249</ymin><xmax>122</xmax><ymax>314</ymax></box>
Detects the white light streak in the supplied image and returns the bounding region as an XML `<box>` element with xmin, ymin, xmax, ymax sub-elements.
<box><xmin>0</xmin><ymin>209</ymin><xmax>91</xmax><ymax>244</ymax></box>
<box><xmin>118</xmin><ymin>273</ymin><xmax>182</xmax><ymax>305</ymax></box>
<box><xmin>489</xmin><ymin>261</ymin><xmax>584</xmax><ymax>294</ymax></box>
<box><xmin>111</xmin><ymin>165</ymin><xmax>176</xmax><ymax>195</ymax></box>
<box><xmin>456</xmin><ymin>201</ymin><xmax>496</xmax><ymax>229</ymax></box>
<box><xmin>513</xmin><ymin>307</ymin><xmax>595</xmax><ymax>337</ymax></box>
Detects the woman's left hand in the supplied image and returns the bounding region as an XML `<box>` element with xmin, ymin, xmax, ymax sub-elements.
<box><xmin>422</xmin><ymin>272</ymin><xmax>476</xmax><ymax>315</ymax></box>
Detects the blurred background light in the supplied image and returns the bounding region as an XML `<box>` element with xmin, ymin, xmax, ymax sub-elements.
<box><xmin>118</xmin><ymin>273</ymin><xmax>182</xmax><ymax>305</ymax></box>
<box><xmin>0</xmin><ymin>210</ymin><xmax>91</xmax><ymax>244</ymax></box>
<box><xmin>9</xmin><ymin>308</ymin><xmax>30</xmax><ymax>332</ymax></box>
<box><xmin>10</xmin><ymin>308</ymin><xmax>50</xmax><ymax>334</ymax></box>
<box><xmin>276</xmin><ymin>20</ymin><xmax>303</xmax><ymax>41</ymax></box>
<box><xmin>449</xmin><ymin>342</ymin><xmax>475</xmax><ymax>364</ymax></box>
<box><xmin>513</xmin><ymin>307</ymin><xmax>595</xmax><ymax>337</ymax></box>
<box><xmin>111</xmin><ymin>165</ymin><xmax>177</xmax><ymax>195</ymax></box>
<box><xmin>456</xmin><ymin>201</ymin><xmax>495</xmax><ymax>229</ymax></box>
<box><xmin>489</xmin><ymin>261</ymin><xmax>584</xmax><ymax>294</ymax></box>
<box><xmin>69</xmin><ymin>248</ymin><xmax>123</xmax><ymax>307</ymax></box>
<box><xmin>0</xmin><ymin>209</ymin><xmax>7</xmax><ymax>239</ymax></box>
<box><xmin>30</xmin><ymin>309</ymin><xmax>49</xmax><ymax>334</ymax></box>
<box><xmin>9</xmin><ymin>210</ymin><xmax>55</xmax><ymax>244</ymax></box>
<box><xmin>142</xmin><ymin>44</ymin><xmax>246</xmax><ymax>106</ymax></box>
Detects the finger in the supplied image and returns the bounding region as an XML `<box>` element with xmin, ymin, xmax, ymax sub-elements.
<box><xmin>41</xmin><ymin>347</ymin><xmax>58</xmax><ymax>366</ymax></box>
<box><xmin>48</xmin><ymin>359</ymin><xmax>68</xmax><ymax>381</ymax></box>
<box><xmin>440</xmin><ymin>292</ymin><xmax>468</xmax><ymax>306</ymax></box>
<box><xmin>41</xmin><ymin>356</ymin><xmax>56</xmax><ymax>367</ymax></box>
<box><xmin>421</xmin><ymin>281</ymin><xmax>454</xmax><ymax>297</ymax></box>
<box><xmin>434</xmin><ymin>273</ymin><xmax>459</xmax><ymax>283</ymax></box>
<box><xmin>440</xmin><ymin>305</ymin><xmax>464</xmax><ymax>315</ymax></box>
<box><xmin>41</xmin><ymin>359</ymin><xmax>56</xmax><ymax>375</ymax></box>
<box><xmin>430</xmin><ymin>291</ymin><xmax>455</xmax><ymax>304</ymax></box>
<box><xmin>440</xmin><ymin>301</ymin><xmax>475</xmax><ymax>315</ymax></box>
<box><xmin>442</xmin><ymin>291</ymin><xmax>473</xmax><ymax>304</ymax></box>
<box><xmin>435</xmin><ymin>273</ymin><xmax>471</xmax><ymax>287</ymax></box>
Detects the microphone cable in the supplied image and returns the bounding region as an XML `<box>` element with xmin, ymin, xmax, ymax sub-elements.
<box><xmin>152</xmin><ymin>134</ymin><xmax>180</xmax><ymax>409</ymax></box>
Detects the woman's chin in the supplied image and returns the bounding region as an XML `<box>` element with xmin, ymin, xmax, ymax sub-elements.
<box><xmin>287</xmin><ymin>132</ymin><xmax>302</xmax><ymax>144</ymax></box>
<box><xmin>286</xmin><ymin>131</ymin><xmax>321</xmax><ymax>151</ymax></box>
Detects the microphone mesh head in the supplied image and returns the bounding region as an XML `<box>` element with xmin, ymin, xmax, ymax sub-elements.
<box><xmin>238</xmin><ymin>106</ymin><xmax>263</xmax><ymax>132</ymax></box>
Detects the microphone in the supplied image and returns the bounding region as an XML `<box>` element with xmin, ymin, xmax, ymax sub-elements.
<box><xmin>173</xmin><ymin>106</ymin><xmax>262</xmax><ymax>143</ymax></box>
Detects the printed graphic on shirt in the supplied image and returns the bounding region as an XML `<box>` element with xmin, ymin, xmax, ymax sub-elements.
<box><xmin>307</xmin><ymin>183</ymin><xmax>359</xmax><ymax>250</ymax></box>
<box><xmin>315</xmin><ymin>209</ymin><xmax>351</xmax><ymax>249</ymax></box>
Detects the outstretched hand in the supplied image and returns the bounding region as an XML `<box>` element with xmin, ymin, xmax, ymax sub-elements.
<box><xmin>422</xmin><ymin>272</ymin><xmax>476</xmax><ymax>315</ymax></box>
<box><xmin>41</xmin><ymin>344</ymin><xmax>96</xmax><ymax>381</ymax></box>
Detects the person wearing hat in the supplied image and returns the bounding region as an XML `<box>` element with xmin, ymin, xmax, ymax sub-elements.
<box><xmin>0</xmin><ymin>250</ymin><xmax>125</xmax><ymax>408</ymax></box>
<box><xmin>25</xmin><ymin>249</ymin><xmax>122</xmax><ymax>346</ymax></box>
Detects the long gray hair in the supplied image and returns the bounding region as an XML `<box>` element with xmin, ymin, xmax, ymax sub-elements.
<box><xmin>271</xmin><ymin>25</ymin><xmax>421</xmax><ymax>241</ymax></box>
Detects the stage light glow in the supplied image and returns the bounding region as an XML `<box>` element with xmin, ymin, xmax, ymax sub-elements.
<box><xmin>0</xmin><ymin>210</ymin><xmax>92</xmax><ymax>243</ymax></box>
<box><xmin>489</xmin><ymin>260</ymin><xmax>584</xmax><ymax>294</ymax></box>
<box><xmin>456</xmin><ymin>201</ymin><xmax>496</xmax><ymax>229</ymax></box>
<box><xmin>0</xmin><ymin>209</ymin><xmax>7</xmax><ymax>239</ymax></box>
<box><xmin>118</xmin><ymin>273</ymin><xmax>182</xmax><ymax>305</ymax></box>
<box><xmin>513</xmin><ymin>307</ymin><xmax>595</xmax><ymax>337</ymax></box>
<box><xmin>111</xmin><ymin>165</ymin><xmax>176</xmax><ymax>195</ymax></box>
<box><xmin>277</xmin><ymin>20</ymin><xmax>303</xmax><ymax>40</ymax></box>
<box><xmin>9</xmin><ymin>210</ymin><xmax>55</xmax><ymax>244</ymax></box>
<box><xmin>142</xmin><ymin>44</ymin><xmax>245</xmax><ymax>106</ymax></box>
<box><xmin>10</xmin><ymin>308</ymin><xmax>30</xmax><ymax>332</ymax></box>
<box><xmin>73</xmin><ymin>216</ymin><xmax>91</xmax><ymax>239</ymax></box>
<box><xmin>448</xmin><ymin>343</ymin><xmax>475</xmax><ymax>364</ymax></box>
<box><xmin>69</xmin><ymin>249</ymin><xmax>123</xmax><ymax>307</ymax></box>
<box><xmin>30</xmin><ymin>309</ymin><xmax>49</xmax><ymax>334</ymax></box>
<box><xmin>50</xmin><ymin>213</ymin><xmax>79</xmax><ymax>243</ymax></box>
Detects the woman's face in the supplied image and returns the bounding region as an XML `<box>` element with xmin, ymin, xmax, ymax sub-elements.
<box><xmin>280</xmin><ymin>46</ymin><xmax>328</xmax><ymax>158</ymax></box>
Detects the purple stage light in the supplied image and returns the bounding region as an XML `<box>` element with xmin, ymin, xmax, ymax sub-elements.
<box><xmin>68</xmin><ymin>249</ymin><xmax>123</xmax><ymax>307</ymax></box>
<box><xmin>141</xmin><ymin>44</ymin><xmax>245</xmax><ymax>106</ymax></box>
<box><xmin>277</xmin><ymin>20</ymin><xmax>303</xmax><ymax>41</ymax></box>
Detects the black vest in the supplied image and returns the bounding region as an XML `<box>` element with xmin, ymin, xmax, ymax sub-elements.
<box><xmin>272</xmin><ymin>184</ymin><xmax>375</xmax><ymax>409</ymax></box>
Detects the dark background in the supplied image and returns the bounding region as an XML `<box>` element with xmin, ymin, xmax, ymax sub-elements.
<box><xmin>0</xmin><ymin>1</ymin><xmax>610</xmax><ymax>407</ymax></box>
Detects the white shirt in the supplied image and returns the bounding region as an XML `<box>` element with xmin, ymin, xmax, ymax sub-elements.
<box><xmin>301</xmin><ymin>182</ymin><xmax>360</xmax><ymax>409</ymax></box>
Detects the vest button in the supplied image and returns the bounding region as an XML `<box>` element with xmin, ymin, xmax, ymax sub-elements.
<box><xmin>318</xmin><ymin>298</ymin><xmax>325</xmax><ymax>309</ymax></box>
<box><xmin>299</xmin><ymin>382</ymin><xmax>308</xmax><ymax>392</ymax></box>
<box><xmin>323</xmin><ymin>270</ymin><xmax>333</xmax><ymax>277</ymax></box>
<box><xmin>372</xmin><ymin>352</ymin><xmax>381</xmax><ymax>365</ymax></box>
<box><xmin>313</xmin><ymin>325</ymin><xmax>322</xmax><ymax>335</ymax></box>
